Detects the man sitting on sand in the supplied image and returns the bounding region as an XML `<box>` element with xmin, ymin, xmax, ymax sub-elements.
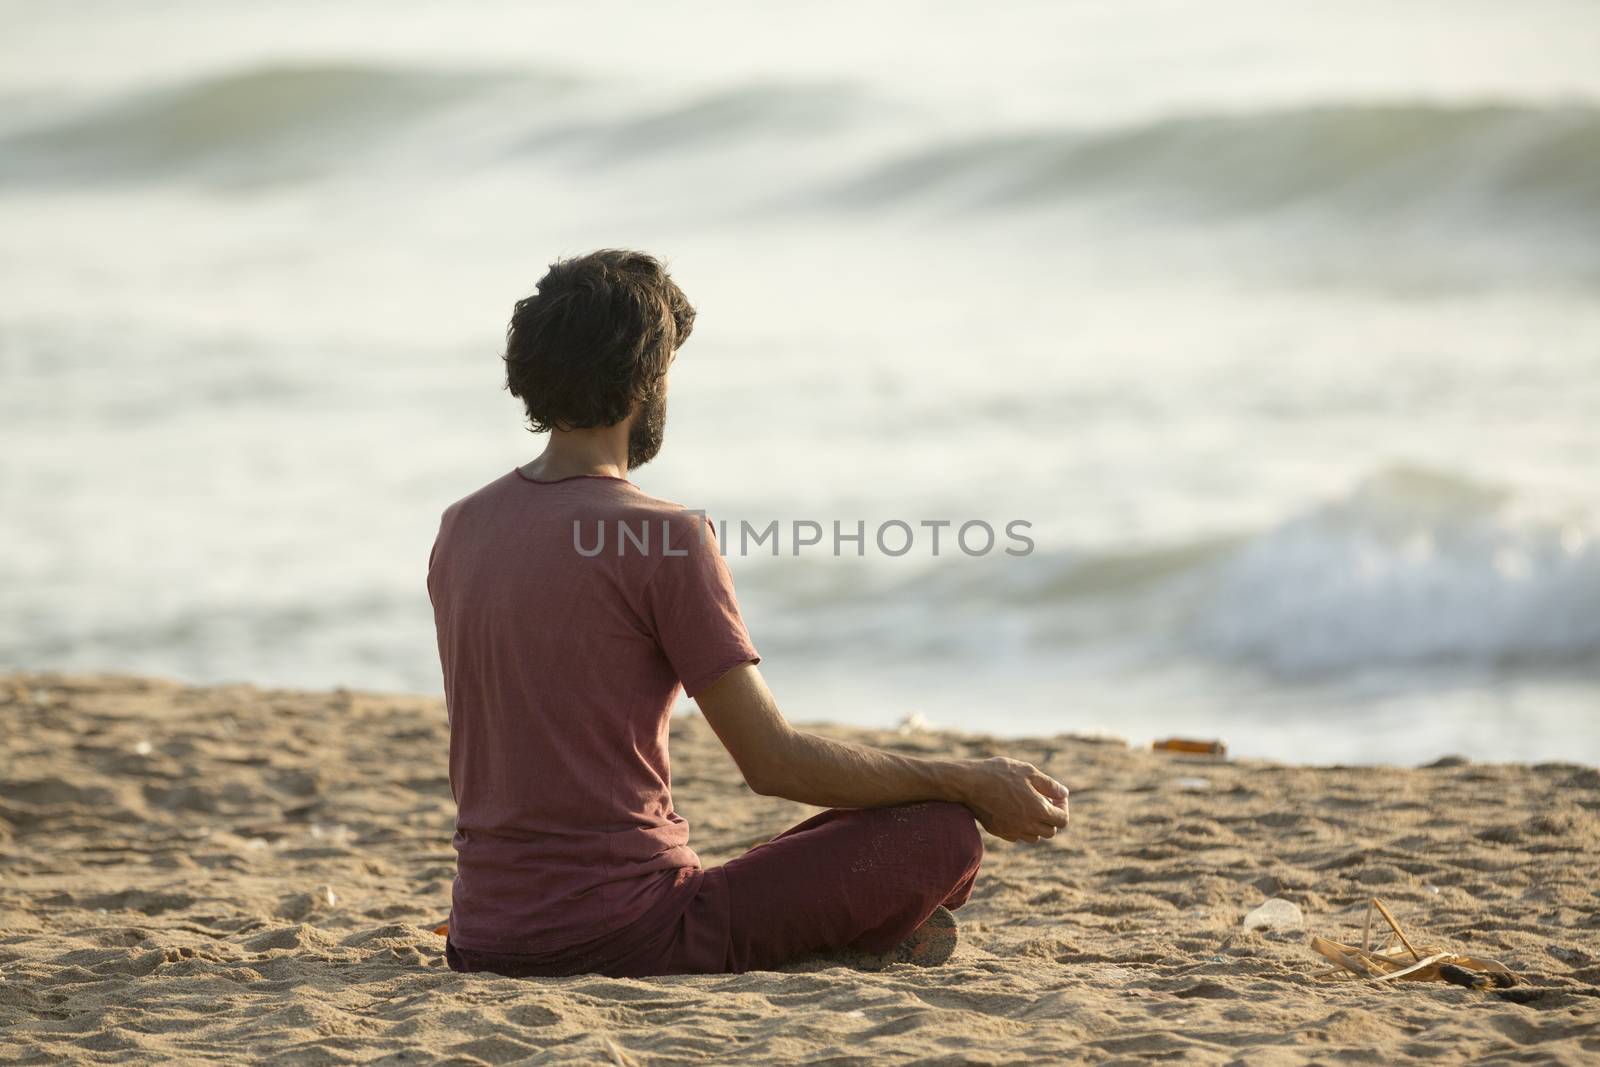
<box><xmin>427</xmin><ymin>249</ymin><xmax>1070</xmax><ymax>978</ymax></box>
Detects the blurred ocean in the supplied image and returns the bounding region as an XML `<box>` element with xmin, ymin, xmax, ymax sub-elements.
<box><xmin>2</xmin><ymin>0</ymin><xmax>1598</xmax><ymax>764</ymax></box>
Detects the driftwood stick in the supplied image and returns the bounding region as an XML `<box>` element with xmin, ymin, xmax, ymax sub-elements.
<box><xmin>1451</xmin><ymin>954</ymin><xmax>1517</xmax><ymax>978</ymax></box>
<box><xmin>1369</xmin><ymin>952</ymin><xmax>1455</xmax><ymax>983</ymax></box>
<box><xmin>1309</xmin><ymin>899</ymin><xmax>1524</xmax><ymax>987</ymax></box>
<box><xmin>1350</xmin><ymin>946</ymin><xmax>1415</xmax><ymax>975</ymax></box>
<box><xmin>1371</xmin><ymin>898</ymin><xmax>1421</xmax><ymax>962</ymax></box>
<box><xmin>1311</xmin><ymin>936</ymin><xmax>1379</xmax><ymax>978</ymax></box>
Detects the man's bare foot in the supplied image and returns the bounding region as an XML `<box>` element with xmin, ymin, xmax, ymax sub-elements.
<box><xmin>821</xmin><ymin>905</ymin><xmax>959</xmax><ymax>971</ymax></box>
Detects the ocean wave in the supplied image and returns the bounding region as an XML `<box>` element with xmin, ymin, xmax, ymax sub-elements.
<box><xmin>7</xmin><ymin>65</ymin><xmax>1597</xmax><ymax>246</ymax></box>
<box><xmin>506</xmin><ymin>81</ymin><xmax>869</xmax><ymax>160</ymax></box>
<box><xmin>1191</xmin><ymin>465</ymin><xmax>1600</xmax><ymax>673</ymax></box>
<box><xmin>0</xmin><ymin>62</ymin><xmax>535</xmax><ymax>185</ymax></box>
<box><xmin>0</xmin><ymin>62</ymin><xmax>872</xmax><ymax>187</ymax></box>
<box><xmin>822</xmin><ymin>101</ymin><xmax>1600</xmax><ymax>236</ymax></box>
<box><xmin>741</xmin><ymin>465</ymin><xmax>1600</xmax><ymax>676</ymax></box>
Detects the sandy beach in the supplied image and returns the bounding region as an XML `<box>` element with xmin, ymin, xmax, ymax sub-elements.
<box><xmin>2</xmin><ymin>670</ymin><xmax>1597</xmax><ymax>1065</ymax></box>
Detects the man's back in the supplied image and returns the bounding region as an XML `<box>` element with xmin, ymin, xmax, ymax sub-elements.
<box><xmin>430</xmin><ymin>249</ymin><xmax>1059</xmax><ymax>978</ymax></box>
<box><xmin>427</xmin><ymin>467</ymin><xmax>758</xmax><ymax>955</ymax></box>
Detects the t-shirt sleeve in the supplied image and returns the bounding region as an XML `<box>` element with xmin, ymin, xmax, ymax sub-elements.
<box><xmin>642</xmin><ymin>513</ymin><xmax>761</xmax><ymax>699</ymax></box>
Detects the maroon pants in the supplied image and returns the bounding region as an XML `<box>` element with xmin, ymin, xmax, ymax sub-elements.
<box><xmin>445</xmin><ymin>800</ymin><xmax>983</xmax><ymax>977</ymax></box>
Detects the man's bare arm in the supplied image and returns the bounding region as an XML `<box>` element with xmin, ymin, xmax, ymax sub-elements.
<box><xmin>694</xmin><ymin>663</ymin><xmax>1069</xmax><ymax>843</ymax></box>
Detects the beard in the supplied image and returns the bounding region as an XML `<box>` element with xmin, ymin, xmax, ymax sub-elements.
<box><xmin>627</xmin><ymin>389</ymin><xmax>667</xmax><ymax>469</ymax></box>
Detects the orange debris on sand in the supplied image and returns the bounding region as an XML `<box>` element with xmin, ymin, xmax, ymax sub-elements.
<box><xmin>1152</xmin><ymin>738</ymin><xmax>1227</xmax><ymax>757</ymax></box>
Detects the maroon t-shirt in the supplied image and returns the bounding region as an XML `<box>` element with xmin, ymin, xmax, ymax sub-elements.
<box><xmin>427</xmin><ymin>468</ymin><xmax>760</xmax><ymax>955</ymax></box>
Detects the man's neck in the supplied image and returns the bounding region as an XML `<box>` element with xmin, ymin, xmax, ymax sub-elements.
<box><xmin>520</xmin><ymin>427</ymin><xmax>631</xmax><ymax>482</ymax></box>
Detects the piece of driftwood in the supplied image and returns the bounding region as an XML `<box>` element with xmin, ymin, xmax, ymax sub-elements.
<box><xmin>1370</xmin><ymin>897</ymin><xmax>1421</xmax><ymax>961</ymax></box>
<box><xmin>1309</xmin><ymin>897</ymin><xmax>1519</xmax><ymax>988</ymax></box>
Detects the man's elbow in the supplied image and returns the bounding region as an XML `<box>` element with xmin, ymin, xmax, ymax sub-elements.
<box><xmin>727</xmin><ymin>723</ymin><xmax>801</xmax><ymax>798</ymax></box>
<box><xmin>741</xmin><ymin>763</ymin><xmax>788</xmax><ymax>797</ymax></box>
<box><xmin>737</xmin><ymin>744</ymin><xmax>801</xmax><ymax>797</ymax></box>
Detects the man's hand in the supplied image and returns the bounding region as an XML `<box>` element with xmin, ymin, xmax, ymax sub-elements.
<box><xmin>958</xmin><ymin>757</ymin><xmax>1070</xmax><ymax>843</ymax></box>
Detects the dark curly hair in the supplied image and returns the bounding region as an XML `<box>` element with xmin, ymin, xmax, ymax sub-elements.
<box><xmin>503</xmin><ymin>249</ymin><xmax>695</xmax><ymax>432</ymax></box>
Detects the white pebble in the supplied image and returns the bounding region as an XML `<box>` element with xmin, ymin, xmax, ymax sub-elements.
<box><xmin>1242</xmin><ymin>897</ymin><xmax>1303</xmax><ymax>932</ymax></box>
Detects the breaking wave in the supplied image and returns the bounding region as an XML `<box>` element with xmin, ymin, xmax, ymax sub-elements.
<box><xmin>823</xmin><ymin>101</ymin><xmax>1600</xmax><ymax>235</ymax></box>
<box><xmin>1189</xmin><ymin>465</ymin><xmax>1600</xmax><ymax>673</ymax></box>
<box><xmin>744</xmin><ymin>465</ymin><xmax>1600</xmax><ymax>678</ymax></box>
<box><xmin>0</xmin><ymin>62</ymin><xmax>532</xmax><ymax>184</ymax></box>
<box><xmin>0</xmin><ymin>62</ymin><xmax>871</xmax><ymax>186</ymax></box>
<box><xmin>7</xmin><ymin>62</ymin><xmax>1595</xmax><ymax>247</ymax></box>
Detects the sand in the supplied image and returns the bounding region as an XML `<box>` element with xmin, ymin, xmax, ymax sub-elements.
<box><xmin>2</xmin><ymin>671</ymin><xmax>1597</xmax><ymax>1065</ymax></box>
